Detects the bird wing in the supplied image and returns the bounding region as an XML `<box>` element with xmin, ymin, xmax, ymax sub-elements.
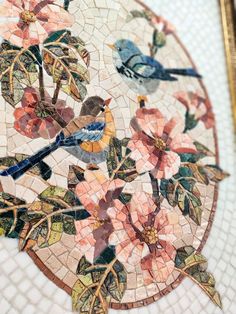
<box><xmin>130</xmin><ymin>55</ymin><xmax>177</xmax><ymax>81</ymax></box>
<box><xmin>61</xmin><ymin>121</ymin><xmax>106</xmax><ymax>146</ymax></box>
<box><xmin>126</xmin><ymin>54</ymin><xmax>157</xmax><ymax>78</ymax></box>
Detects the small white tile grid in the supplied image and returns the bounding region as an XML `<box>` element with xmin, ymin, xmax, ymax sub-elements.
<box><xmin>0</xmin><ymin>0</ymin><xmax>235</xmax><ymax>313</ymax></box>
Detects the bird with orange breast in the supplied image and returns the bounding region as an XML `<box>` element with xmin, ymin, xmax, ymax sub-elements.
<box><xmin>0</xmin><ymin>96</ymin><xmax>115</xmax><ymax>180</ymax></box>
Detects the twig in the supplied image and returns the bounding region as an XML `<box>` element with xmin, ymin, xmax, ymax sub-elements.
<box><xmin>52</xmin><ymin>80</ymin><xmax>61</xmax><ymax>105</ymax></box>
<box><xmin>110</xmin><ymin>152</ymin><xmax>132</xmax><ymax>180</ymax></box>
<box><xmin>0</xmin><ymin>203</ymin><xmax>32</xmax><ymax>215</ymax></box>
<box><xmin>38</xmin><ymin>65</ymin><xmax>45</xmax><ymax>101</ymax></box>
<box><xmin>89</xmin><ymin>259</ymin><xmax>117</xmax><ymax>314</ymax></box>
<box><xmin>20</xmin><ymin>205</ymin><xmax>84</xmax><ymax>249</ymax></box>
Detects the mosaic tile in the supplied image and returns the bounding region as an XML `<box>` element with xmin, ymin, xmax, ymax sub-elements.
<box><xmin>0</xmin><ymin>0</ymin><xmax>233</xmax><ymax>313</ymax></box>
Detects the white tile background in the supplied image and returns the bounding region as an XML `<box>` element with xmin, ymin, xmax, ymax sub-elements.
<box><xmin>0</xmin><ymin>0</ymin><xmax>235</xmax><ymax>313</ymax></box>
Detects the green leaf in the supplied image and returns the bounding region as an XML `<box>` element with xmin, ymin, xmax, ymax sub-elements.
<box><xmin>161</xmin><ymin>168</ymin><xmax>203</xmax><ymax>225</ymax></box>
<box><xmin>62</xmin><ymin>215</ymin><xmax>76</xmax><ymax>235</ymax></box>
<box><xmin>179</xmin><ymin>152</ymin><xmax>206</xmax><ymax>163</ymax></box>
<box><xmin>68</xmin><ymin>165</ymin><xmax>85</xmax><ymax>190</ymax></box>
<box><xmin>160</xmin><ymin>179</ymin><xmax>178</xmax><ymax>207</ymax></box>
<box><xmin>77</xmin><ymin>256</ymin><xmax>92</xmax><ymax>275</ymax></box>
<box><xmin>176</xmin><ymin>183</ymin><xmax>202</xmax><ymax>225</ymax></box>
<box><xmin>0</xmin><ymin>41</ymin><xmax>38</xmax><ymax>106</ymax></box>
<box><xmin>193</xmin><ymin>141</ymin><xmax>215</xmax><ymax>157</ymax></box>
<box><xmin>43</xmin><ymin>30</ymin><xmax>89</xmax><ymax>102</ymax></box>
<box><xmin>107</xmin><ymin>137</ymin><xmax>138</xmax><ymax>183</ymax></box>
<box><xmin>153</xmin><ymin>29</ymin><xmax>166</xmax><ymax>48</ymax></box>
<box><xmin>203</xmin><ymin>165</ymin><xmax>229</xmax><ymax>183</ymax></box>
<box><xmin>0</xmin><ymin>192</ymin><xmax>27</xmax><ymax>238</ymax></box>
<box><xmin>39</xmin><ymin>186</ymin><xmax>81</xmax><ymax>208</ymax></box>
<box><xmin>126</xmin><ymin>9</ymin><xmax>152</xmax><ymax>22</ymax></box>
<box><xmin>94</xmin><ymin>246</ymin><xmax>116</xmax><ymax>265</ymax></box>
<box><xmin>184</xmin><ymin>110</ymin><xmax>198</xmax><ymax>132</ymax></box>
<box><xmin>175</xmin><ymin>246</ymin><xmax>222</xmax><ymax>309</ymax></box>
<box><xmin>184</xmin><ymin>163</ymin><xmax>209</xmax><ymax>185</ymax></box>
<box><xmin>73</xmin><ymin>256</ymin><xmax>127</xmax><ymax>313</ymax></box>
<box><xmin>175</xmin><ymin>247</ymin><xmax>207</xmax><ymax>270</ymax></box>
<box><xmin>28</xmin><ymin>45</ymin><xmax>42</xmax><ymax>65</ymax></box>
<box><xmin>19</xmin><ymin>185</ymin><xmax>89</xmax><ymax>250</ymax></box>
<box><xmin>1</xmin><ymin>74</ymin><xmax>24</xmax><ymax>106</ymax></box>
<box><xmin>118</xmin><ymin>193</ymin><xmax>132</xmax><ymax>205</ymax></box>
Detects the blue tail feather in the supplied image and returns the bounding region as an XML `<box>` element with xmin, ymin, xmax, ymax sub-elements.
<box><xmin>0</xmin><ymin>138</ymin><xmax>62</xmax><ymax>180</ymax></box>
<box><xmin>166</xmin><ymin>68</ymin><xmax>202</xmax><ymax>79</ymax></box>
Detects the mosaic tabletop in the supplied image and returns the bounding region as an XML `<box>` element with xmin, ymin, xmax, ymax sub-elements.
<box><xmin>0</xmin><ymin>0</ymin><xmax>235</xmax><ymax>313</ymax></box>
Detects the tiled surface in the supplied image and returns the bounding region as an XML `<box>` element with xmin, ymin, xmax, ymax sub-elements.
<box><xmin>0</xmin><ymin>0</ymin><xmax>235</xmax><ymax>313</ymax></box>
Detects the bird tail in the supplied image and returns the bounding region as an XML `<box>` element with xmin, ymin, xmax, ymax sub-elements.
<box><xmin>166</xmin><ymin>68</ymin><xmax>202</xmax><ymax>79</ymax></box>
<box><xmin>0</xmin><ymin>133</ymin><xmax>64</xmax><ymax>180</ymax></box>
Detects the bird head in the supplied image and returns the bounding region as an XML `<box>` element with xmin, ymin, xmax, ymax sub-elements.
<box><xmin>108</xmin><ymin>39</ymin><xmax>141</xmax><ymax>63</ymax></box>
<box><xmin>80</xmin><ymin>96</ymin><xmax>112</xmax><ymax>117</ymax></box>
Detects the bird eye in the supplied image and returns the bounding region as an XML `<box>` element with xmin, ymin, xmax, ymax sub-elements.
<box><xmin>117</xmin><ymin>47</ymin><xmax>122</xmax><ymax>51</ymax></box>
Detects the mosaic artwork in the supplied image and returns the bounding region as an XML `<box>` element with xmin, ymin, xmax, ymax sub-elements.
<box><xmin>0</xmin><ymin>0</ymin><xmax>230</xmax><ymax>313</ymax></box>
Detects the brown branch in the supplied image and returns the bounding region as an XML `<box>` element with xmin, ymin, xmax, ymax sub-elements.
<box><xmin>52</xmin><ymin>80</ymin><xmax>61</xmax><ymax>105</ymax></box>
<box><xmin>20</xmin><ymin>205</ymin><xmax>84</xmax><ymax>249</ymax></box>
<box><xmin>110</xmin><ymin>152</ymin><xmax>132</xmax><ymax>180</ymax></box>
<box><xmin>0</xmin><ymin>203</ymin><xmax>32</xmax><ymax>215</ymax></box>
<box><xmin>89</xmin><ymin>259</ymin><xmax>117</xmax><ymax>314</ymax></box>
<box><xmin>174</xmin><ymin>267</ymin><xmax>222</xmax><ymax>308</ymax></box>
<box><xmin>38</xmin><ymin>65</ymin><xmax>45</xmax><ymax>101</ymax></box>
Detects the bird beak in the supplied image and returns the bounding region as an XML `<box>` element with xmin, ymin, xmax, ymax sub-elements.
<box><xmin>104</xmin><ymin>98</ymin><xmax>112</xmax><ymax>106</ymax></box>
<box><xmin>107</xmin><ymin>44</ymin><xmax>116</xmax><ymax>51</ymax></box>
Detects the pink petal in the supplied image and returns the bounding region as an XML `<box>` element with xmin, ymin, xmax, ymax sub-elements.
<box><xmin>174</xmin><ymin>91</ymin><xmax>190</xmax><ymax>109</ymax></box>
<box><xmin>133</xmin><ymin>108</ymin><xmax>166</xmax><ymax>138</ymax></box>
<box><xmin>108</xmin><ymin>200</ymin><xmax>144</xmax><ymax>266</ymax></box>
<box><xmin>116</xmin><ymin>239</ymin><xmax>144</xmax><ymax>267</ymax></box>
<box><xmin>36</xmin><ymin>3</ymin><xmax>74</xmax><ymax>33</ymax></box>
<box><xmin>107</xmin><ymin>178</ymin><xmax>125</xmax><ymax>196</ymax></box>
<box><xmin>0</xmin><ymin>22</ymin><xmax>24</xmax><ymax>47</ymax></box>
<box><xmin>164</xmin><ymin>115</ymin><xmax>185</xmax><ymax>140</ymax></box>
<box><xmin>129</xmin><ymin>192</ymin><xmax>156</xmax><ymax>231</ymax></box>
<box><xmin>21</xmin><ymin>87</ymin><xmax>39</xmax><ymax>108</ymax></box>
<box><xmin>128</xmin><ymin>132</ymin><xmax>155</xmax><ymax>159</ymax></box>
<box><xmin>141</xmin><ymin>248</ymin><xmax>176</xmax><ymax>284</ymax></box>
<box><xmin>170</xmin><ymin>133</ymin><xmax>197</xmax><ymax>154</ymax></box>
<box><xmin>0</xmin><ymin>0</ymin><xmax>21</xmax><ymax>17</ymax></box>
<box><xmin>75</xmin><ymin>181</ymin><xmax>97</xmax><ymax>213</ymax></box>
<box><xmin>153</xmin><ymin>209</ymin><xmax>170</xmax><ymax>231</ymax></box>
<box><xmin>128</xmin><ymin>132</ymin><xmax>159</xmax><ymax>173</ymax></box>
<box><xmin>155</xmin><ymin>209</ymin><xmax>182</xmax><ymax>242</ymax></box>
<box><xmin>75</xmin><ymin>218</ymin><xmax>96</xmax><ymax>263</ymax></box>
<box><xmin>151</xmin><ymin>151</ymin><xmax>180</xmax><ymax>179</ymax></box>
<box><xmin>76</xmin><ymin>169</ymin><xmax>108</xmax><ymax>207</ymax></box>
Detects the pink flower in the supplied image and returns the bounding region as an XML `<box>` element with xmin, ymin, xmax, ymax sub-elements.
<box><xmin>150</xmin><ymin>15</ymin><xmax>175</xmax><ymax>35</ymax></box>
<box><xmin>14</xmin><ymin>87</ymin><xmax>74</xmax><ymax>139</ymax></box>
<box><xmin>108</xmin><ymin>192</ymin><xmax>182</xmax><ymax>284</ymax></box>
<box><xmin>75</xmin><ymin>168</ymin><xmax>125</xmax><ymax>263</ymax></box>
<box><xmin>128</xmin><ymin>108</ymin><xmax>197</xmax><ymax>179</ymax></box>
<box><xmin>0</xmin><ymin>0</ymin><xmax>74</xmax><ymax>48</ymax></box>
<box><xmin>174</xmin><ymin>91</ymin><xmax>215</xmax><ymax>129</ymax></box>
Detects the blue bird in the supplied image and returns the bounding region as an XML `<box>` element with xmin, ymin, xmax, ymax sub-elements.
<box><xmin>0</xmin><ymin>97</ymin><xmax>115</xmax><ymax>180</ymax></box>
<box><xmin>108</xmin><ymin>39</ymin><xmax>202</xmax><ymax>95</ymax></box>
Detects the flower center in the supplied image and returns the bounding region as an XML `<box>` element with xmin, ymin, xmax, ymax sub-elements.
<box><xmin>93</xmin><ymin>219</ymin><xmax>104</xmax><ymax>229</ymax></box>
<box><xmin>20</xmin><ymin>10</ymin><xmax>36</xmax><ymax>24</ymax></box>
<box><xmin>35</xmin><ymin>101</ymin><xmax>51</xmax><ymax>118</ymax></box>
<box><xmin>142</xmin><ymin>226</ymin><xmax>159</xmax><ymax>245</ymax></box>
<box><xmin>154</xmin><ymin>137</ymin><xmax>166</xmax><ymax>151</ymax></box>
